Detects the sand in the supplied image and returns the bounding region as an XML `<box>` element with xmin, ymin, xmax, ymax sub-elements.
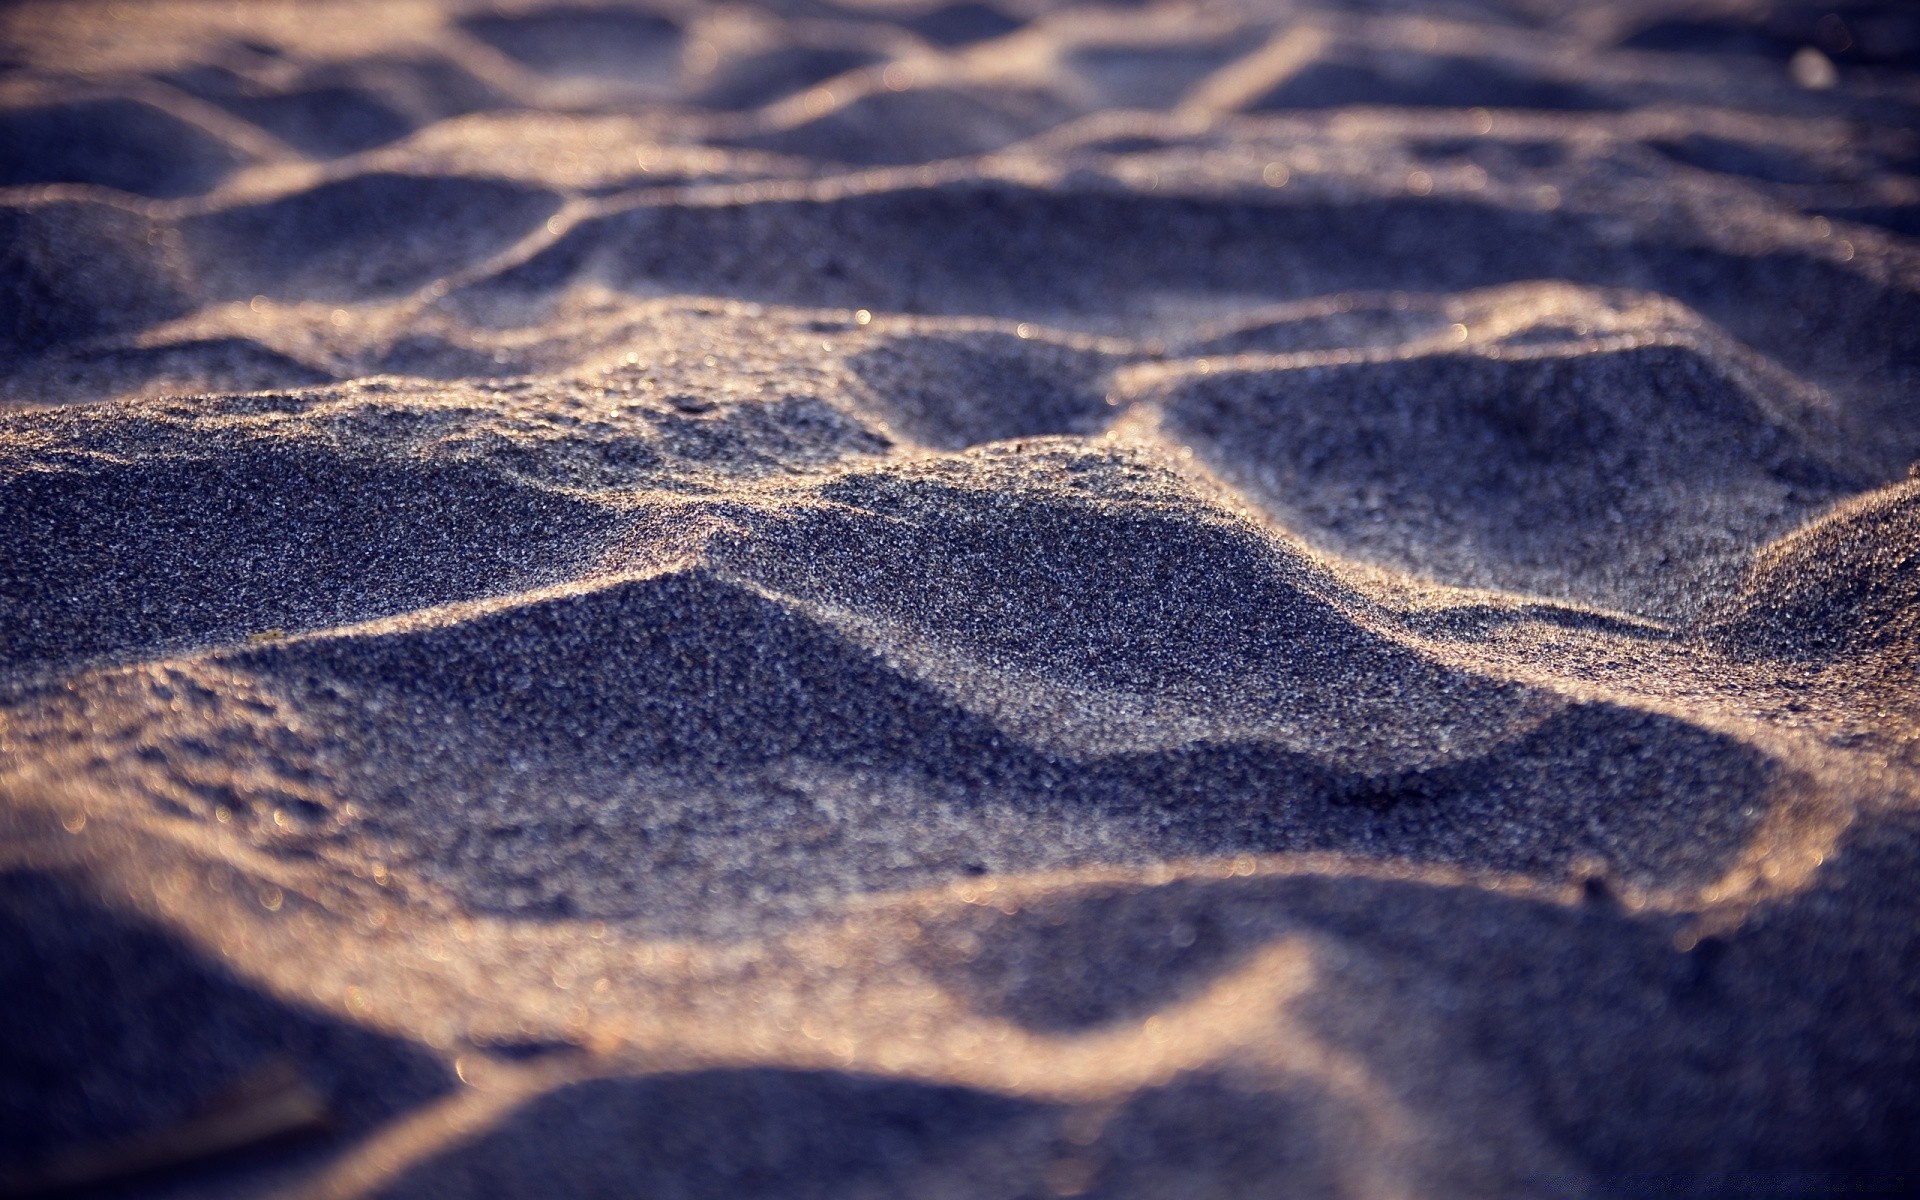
<box><xmin>1</xmin><ymin>0</ymin><xmax>1918</xmax><ymax>1195</ymax></box>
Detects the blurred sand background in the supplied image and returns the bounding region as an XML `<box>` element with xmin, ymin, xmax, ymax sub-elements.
<box><xmin>2</xmin><ymin>0</ymin><xmax>1918</xmax><ymax>1195</ymax></box>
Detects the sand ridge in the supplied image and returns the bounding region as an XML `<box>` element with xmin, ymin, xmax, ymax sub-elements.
<box><xmin>2</xmin><ymin>0</ymin><xmax>1919</xmax><ymax>1195</ymax></box>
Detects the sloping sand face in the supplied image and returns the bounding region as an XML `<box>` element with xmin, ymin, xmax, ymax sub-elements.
<box><xmin>2</xmin><ymin>0</ymin><xmax>1918</xmax><ymax>1195</ymax></box>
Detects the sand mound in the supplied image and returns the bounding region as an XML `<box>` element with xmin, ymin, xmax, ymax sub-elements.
<box><xmin>919</xmin><ymin>807</ymin><xmax>1920</xmax><ymax>1178</ymax></box>
<box><xmin>0</xmin><ymin>405</ymin><xmax>619</xmax><ymax>675</ymax></box>
<box><xmin>730</xmin><ymin>86</ymin><xmax>1077</xmax><ymax>166</ymax></box>
<box><xmin>0</xmin><ymin>871</ymin><xmax>452</xmax><ymax>1179</ymax></box>
<box><xmin>846</xmin><ymin>330</ymin><xmax>1115</xmax><ymax>448</ymax></box>
<box><xmin>0</xmin><ymin>199</ymin><xmax>191</xmax><ymax>355</ymax></box>
<box><xmin>164</xmin><ymin>53</ymin><xmax>503</xmax><ymax>158</ymax></box>
<box><xmin>371</xmin><ymin>1069</ymin><xmax>1054</xmax><ymax>1200</ymax></box>
<box><xmin>696</xmin><ymin>44</ymin><xmax>889</xmax><ymax>112</ymax></box>
<box><xmin>1155</xmin><ymin>338</ymin><xmax>1855</xmax><ymax>618</ymax></box>
<box><xmin>1064</xmin><ymin>40</ymin><xmax>1242</xmax><ymax>110</ymax></box>
<box><xmin>1251</xmin><ymin>52</ymin><xmax>1620</xmax><ymax>114</ymax></box>
<box><xmin>188</xmin><ymin>173</ymin><xmax>562</xmax><ymax>301</ymax></box>
<box><xmin>13</xmin><ymin>445</ymin><xmax>1791</xmax><ymax>940</ymax></box>
<box><xmin>0</xmin><ymin>96</ymin><xmax>244</xmax><ymax>196</ymax></box>
<box><xmin>0</xmin><ymin>336</ymin><xmax>336</xmax><ymax>407</ymax></box>
<box><xmin>466</xmin><ymin>177</ymin><xmax>1917</xmax><ymax>449</ymax></box>
<box><xmin>1713</xmin><ymin>477</ymin><xmax>1920</xmax><ymax>661</ymax></box>
<box><xmin>461</xmin><ymin>6</ymin><xmax>683</xmax><ymax>93</ymax></box>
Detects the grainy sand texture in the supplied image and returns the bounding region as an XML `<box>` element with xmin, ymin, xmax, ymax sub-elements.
<box><xmin>2</xmin><ymin>0</ymin><xmax>1918</xmax><ymax>1195</ymax></box>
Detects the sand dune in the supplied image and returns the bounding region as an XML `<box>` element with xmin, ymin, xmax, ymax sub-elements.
<box><xmin>3</xmin><ymin>0</ymin><xmax>1918</xmax><ymax>1195</ymax></box>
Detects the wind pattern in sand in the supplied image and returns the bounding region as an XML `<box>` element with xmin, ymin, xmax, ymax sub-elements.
<box><xmin>2</xmin><ymin>0</ymin><xmax>1919</xmax><ymax>1195</ymax></box>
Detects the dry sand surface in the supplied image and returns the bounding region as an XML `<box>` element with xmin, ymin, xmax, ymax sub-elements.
<box><xmin>2</xmin><ymin>0</ymin><xmax>1919</xmax><ymax>1195</ymax></box>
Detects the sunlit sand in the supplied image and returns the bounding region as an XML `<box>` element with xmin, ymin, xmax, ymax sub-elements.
<box><xmin>3</xmin><ymin>0</ymin><xmax>1917</xmax><ymax>1195</ymax></box>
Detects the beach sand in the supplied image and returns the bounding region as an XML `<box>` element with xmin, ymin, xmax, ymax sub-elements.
<box><xmin>2</xmin><ymin>0</ymin><xmax>1918</xmax><ymax>1195</ymax></box>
